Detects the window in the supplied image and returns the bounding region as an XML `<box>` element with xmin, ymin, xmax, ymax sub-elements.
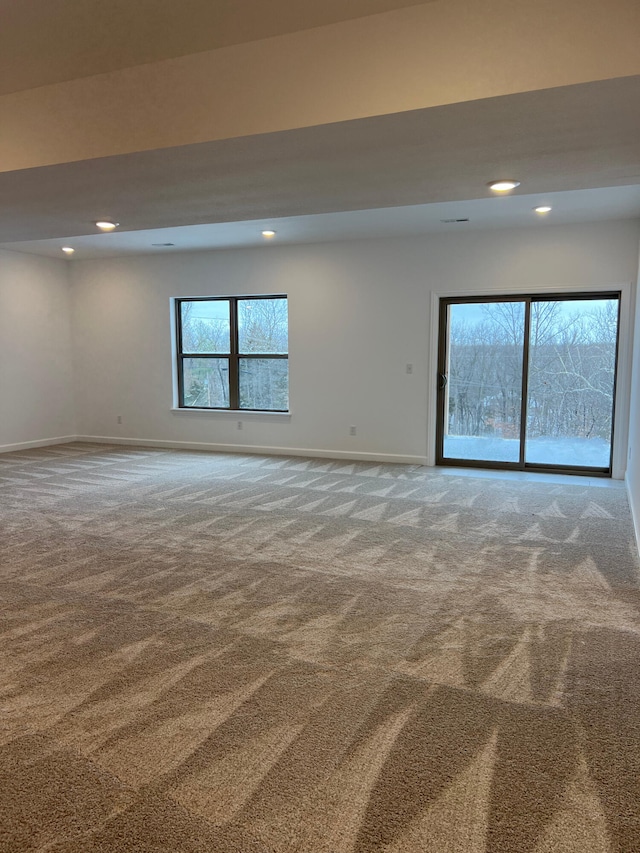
<box><xmin>436</xmin><ymin>291</ymin><xmax>621</xmax><ymax>475</ymax></box>
<box><xmin>176</xmin><ymin>296</ymin><xmax>288</xmax><ymax>411</ymax></box>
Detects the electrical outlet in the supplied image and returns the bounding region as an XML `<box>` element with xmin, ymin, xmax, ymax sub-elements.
<box><xmin>406</xmin><ymin>363</ymin><xmax>413</xmax><ymax>374</ymax></box>
<box><xmin>349</xmin><ymin>425</ymin><xmax>356</xmax><ymax>436</ymax></box>
<box><xmin>237</xmin><ymin>420</ymin><xmax>243</xmax><ymax>430</ymax></box>
<box><xmin>117</xmin><ymin>415</ymin><xmax>122</xmax><ymax>424</ymax></box>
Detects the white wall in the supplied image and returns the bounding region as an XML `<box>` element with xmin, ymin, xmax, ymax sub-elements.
<box><xmin>0</xmin><ymin>249</ymin><xmax>75</xmax><ymax>451</ymax></box>
<box><xmin>70</xmin><ymin>220</ymin><xmax>640</xmax><ymax>466</ymax></box>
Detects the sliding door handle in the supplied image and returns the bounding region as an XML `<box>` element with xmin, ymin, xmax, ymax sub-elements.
<box><xmin>438</xmin><ymin>373</ymin><xmax>448</xmax><ymax>390</ymax></box>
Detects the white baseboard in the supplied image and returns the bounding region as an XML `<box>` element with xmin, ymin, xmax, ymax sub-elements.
<box><xmin>74</xmin><ymin>435</ymin><xmax>428</xmax><ymax>466</ymax></box>
<box><xmin>0</xmin><ymin>435</ymin><xmax>77</xmax><ymax>454</ymax></box>
<box><xmin>626</xmin><ymin>475</ymin><xmax>640</xmax><ymax>554</ymax></box>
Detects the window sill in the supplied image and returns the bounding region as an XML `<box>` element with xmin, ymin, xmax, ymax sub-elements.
<box><xmin>170</xmin><ymin>407</ymin><xmax>291</xmax><ymax>418</ymax></box>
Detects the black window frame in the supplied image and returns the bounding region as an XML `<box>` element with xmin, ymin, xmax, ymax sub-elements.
<box><xmin>435</xmin><ymin>290</ymin><xmax>622</xmax><ymax>477</ymax></box>
<box><xmin>175</xmin><ymin>294</ymin><xmax>289</xmax><ymax>412</ymax></box>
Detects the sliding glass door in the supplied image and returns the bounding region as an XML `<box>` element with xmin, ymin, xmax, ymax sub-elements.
<box><xmin>436</xmin><ymin>293</ymin><xmax>620</xmax><ymax>475</ymax></box>
<box><xmin>441</xmin><ymin>300</ymin><xmax>526</xmax><ymax>463</ymax></box>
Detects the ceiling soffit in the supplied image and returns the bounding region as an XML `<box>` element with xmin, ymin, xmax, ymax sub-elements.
<box><xmin>0</xmin><ymin>0</ymin><xmax>430</xmax><ymax>95</ymax></box>
<box><xmin>1</xmin><ymin>77</ymin><xmax>638</xmax><ymax>243</ymax></box>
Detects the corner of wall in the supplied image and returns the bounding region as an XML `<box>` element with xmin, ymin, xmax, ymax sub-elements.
<box><xmin>624</xmin><ymin>227</ymin><xmax>640</xmax><ymax>551</ymax></box>
<box><xmin>0</xmin><ymin>248</ymin><xmax>77</xmax><ymax>449</ymax></box>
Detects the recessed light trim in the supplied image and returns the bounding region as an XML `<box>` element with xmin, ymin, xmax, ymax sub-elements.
<box><xmin>95</xmin><ymin>220</ymin><xmax>119</xmax><ymax>231</ymax></box>
<box><xmin>488</xmin><ymin>180</ymin><xmax>521</xmax><ymax>193</ymax></box>
<box><xmin>534</xmin><ymin>205</ymin><xmax>552</xmax><ymax>214</ymax></box>
<box><xmin>61</xmin><ymin>246</ymin><xmax>75</xmax><ymax>254</ymax></box>
<box><xmin>261</xmin><ymin>230</ymin><xmax>276</xmax><ymax>238</ymax></box>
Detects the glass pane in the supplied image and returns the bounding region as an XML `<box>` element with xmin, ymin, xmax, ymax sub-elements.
<box><xmin>180</xmin><ymin>300</ymin><xmax>230</xmax><ymax>353</ymax></box>
<box><xmin>525</xmin><ymin>298</ymin><xmax>617</xmax><ymax>468</ymax></box>
<box><xmin>239</xmin><ymin>358</ymin><xmax>289</xmax><ymax>410</ymax></box>
<box><xmin>443</xmin><ymin>301</ymin><xmax>524</xmax><ymax>462</ymax></box>
<box><xmin>182</xmin><ymin>357</ymin><xmax>229</xmax><ymax>407</ymax></box>
<box><xmin>238</xmin><ymin>298</ymin><xmax>288</xmax><ymax>354</ymax></box>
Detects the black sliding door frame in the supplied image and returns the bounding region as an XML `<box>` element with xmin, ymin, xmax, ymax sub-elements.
<box><xmin>435</xmin><ymin>291</ymin><xmax>621</xmax><ymax>477</ymax></box>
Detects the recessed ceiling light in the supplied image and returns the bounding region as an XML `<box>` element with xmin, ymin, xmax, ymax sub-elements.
<box><xmin>95</xmin><ymin>220</ymin><xmax>119</xmax><ymax>231</ymax></box>
<box><xmin>488</xmin><ymin>180</ymin><xmax>521</xmax><ymax>193</ymax></box>
<box><xmin>262</xmin><ymin>230</ymin><xmax>276</xmax><ymax>238</ymax></box>
<box><xmin>534</xmin><ymin>205</ymin><xmax>552</xmax><ymax>214</ymax></box>
<box><xmin>61</xmin><ymin>246</ymin><xmax>75</xmax><ymax>254</ymax></box>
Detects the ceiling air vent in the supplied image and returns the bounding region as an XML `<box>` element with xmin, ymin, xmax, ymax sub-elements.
<box><xmin>440</xmin><ymin>218</ymin><xmax>469</xmax><ymax>224</ymax></box>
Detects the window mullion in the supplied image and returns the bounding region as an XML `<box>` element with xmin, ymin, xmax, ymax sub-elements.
<box><xmin>229</xmin><ymin>298</ymin><xmax>239</xmax><ymax>409</ymax></box>
<box><xmin>518</xmin><ymin>298</ymin><xmax>532</xmax><ymax>468</ymax></box>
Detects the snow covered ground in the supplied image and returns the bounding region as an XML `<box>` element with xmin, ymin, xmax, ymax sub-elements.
<box><xmin>443</xmin><ymin>435</ymin><xmax>611</xmax><ymax>467</ymax></box>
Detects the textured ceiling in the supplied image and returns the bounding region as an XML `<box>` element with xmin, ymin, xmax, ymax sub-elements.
<box><xmin>1</xmin><ymin>77</ymin><xmax>638</xmax><ymax>244</ymax></box>
<box><xmin>1</xmin><ymin>2</ymin><xmax>638</xmax><ymax>256</ymax></box>
<box><xmin>0</xmin><ymin>0</ymin><xmax>430</xmax><ymax>95</ymax></box>
<box><xmin>4</xmin><ymin>186</ymin><xmax>639</xmax><ymax>260</ymax></box>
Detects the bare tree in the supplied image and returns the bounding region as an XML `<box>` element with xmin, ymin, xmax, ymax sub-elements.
<box><xmin>447</xmin><ymin>300</ymin><xmax>617</xmax><ymax>443</ymax></box>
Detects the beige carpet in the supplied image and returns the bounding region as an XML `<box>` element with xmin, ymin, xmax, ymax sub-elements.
<box><xmin>1</xmin><ymin>443</ymin><xmax>639</xmax><ymax>853</ymax></box>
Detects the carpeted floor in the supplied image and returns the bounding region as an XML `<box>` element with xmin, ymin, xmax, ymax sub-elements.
<box><xmin>1</xmin><ymin>443</ymin><xmax>639</xmax><ymax>852</ymax></box>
